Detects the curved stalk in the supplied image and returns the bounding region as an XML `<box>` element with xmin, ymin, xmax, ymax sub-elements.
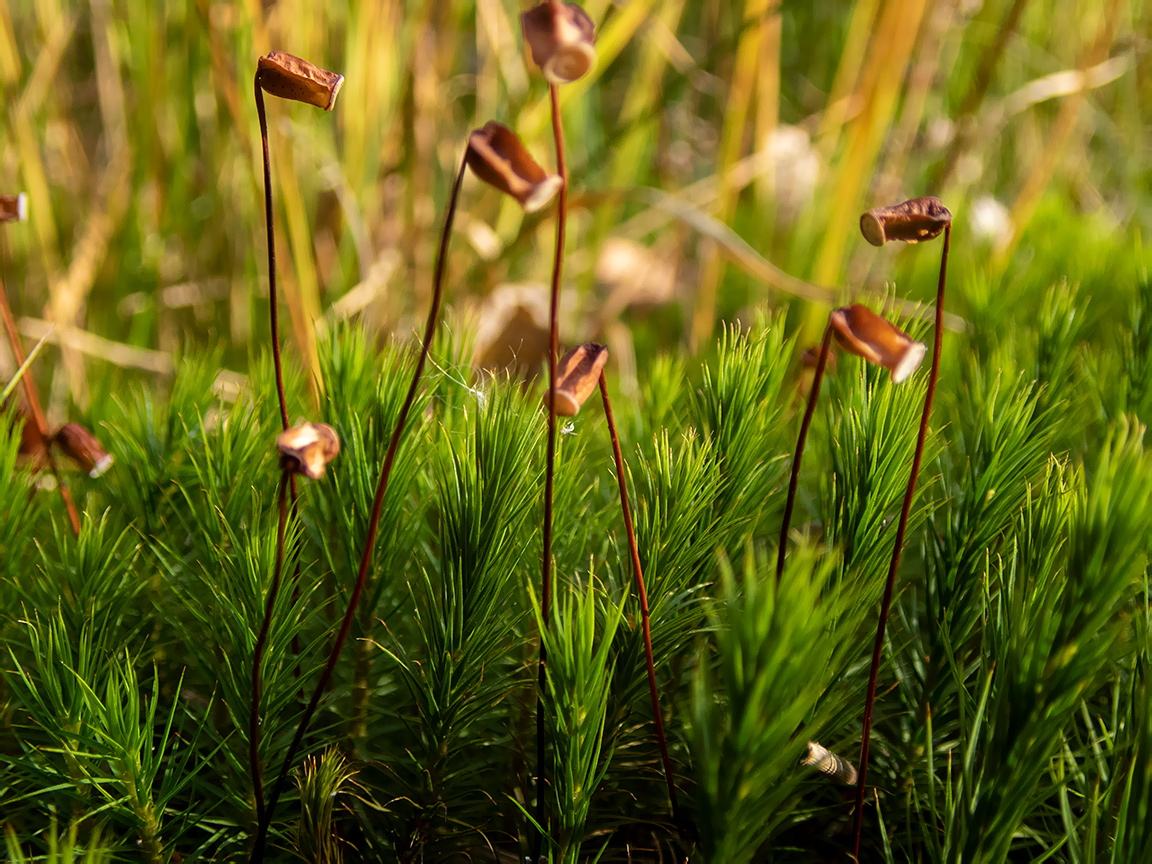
<box><xmin>254</xmin><ymin>74</ymin><xmax>290</xmax><ymax>433</ymax></box>
<box><xmin>0</xmin><ymin>276</ymin><xmax>80</xmax><ymax>535</ymax></box>
<box><xmin>776</xmin><ymin>323</ymin><xmax>834</xmax><ymax>582</ymax></box>
<box><xmin>852</xmin><ymin>224</ymin><xmax>951</xmax><ymax>859</ymax></box>
<box><xmin>249</xmin><ymin>470</ymin><xmax>290</xmax><ymax>832</ymax></box>
<box><xmin>598</xmin><ymin>371</ymin><xmax>683</xmax><ymax>837</ymax></box>
<box><xmin>251</xmin><ymin>152</ymin><xmax>468</xmax><ymax>863</ymax></box>
<box><xmin>535</xmin><ymin>81</ymin><xmax>568</xmax><ymax>856</ymax></box>
<box><xmin>252</xmin><ymin>70</ymin><xmax>307</xmax><ymax>849</ymax></box>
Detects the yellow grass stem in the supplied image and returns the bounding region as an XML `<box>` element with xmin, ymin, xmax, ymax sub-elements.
<box><xmin>872</xmin><ymin>0</ymin><xmax>953</xmax><ymax>207</ymax></box>
<box><xmin>811</xmin><ymin>0</ymin><xmax>928</xmax><ymax>295</ymax></box>
<box><xmin>599</xmin><ymin>0</ymin><xmax>686</xmax><ymax>238</ymax></box>
<box><xmin>855</xmin><ymin>0</ymin><xmax>955</xmax><ymax>287</ymax></box>
<box><xmin>0</xmin><ymin>0</ymin><xmax>20</xmax><ymax>84</ymax></box>
<box><xmin>274</xmin><ymin>136</ymin><xmax>324</xmax><ymax>394</ymax></box>
<box><xmin>994</xmin><ymin>0</ymin><xmax>1121</xmax><ymax>268</ymax></box>
<box><xmin>815</xmin><ymin>0</ymin><xmax>881</xmax><ymax>158</ymax></box>
<box><xmin>752</xmin><ymin>3</ymin><xmax>782</xmax><ymax>212</ymax></box>
<box><xmin>12</xmin><ymin>12</ymin><xmax>74</xmax><ymax>279</ymax></box>
<box><xmin>691</xmin><ymin>0</ymin><xmax>773</xmax><ymax>353</ymax></box>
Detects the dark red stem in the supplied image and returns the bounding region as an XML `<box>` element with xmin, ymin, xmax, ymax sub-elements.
<box><xmin>776</xmin><ymin>323</ymin><xmax>834</xmax><ymax>582</ymax></box>
<box><xmin>599</xmin><ymin>371</ymin><xmax>684</xmax><ymax>837</ymax></box>
<box><xmin>251</xmin><ymin>151</ymin><xmax>467</xmax><ymax>864</ymax></box>
<box><xmin>535</xmin><ymin>81</ymin><xmax>568</xmax><ymax>857</ymax></box>
<box><xmin>852</xmin><ymin>223</ymin><xmax>950</xmax><ymax>860</ymax></box>
<box><xmin>0</xmin><ymin>276</ymin><xmax>80</xmax><ymax>536</ymax></box>
<box><xmin>249</xmin><ymin>469</ymin><xmax>289</xmax><ymax>831</ymax></box>
<box><xmin>254</xmin><ymin>73</ymin><xmax>290</xmax><ymax>433</ymax></box>
<box><xmin>255</xmin><ymin>68</ymin><xmax>303</xmax><ymax>713</ymax></box>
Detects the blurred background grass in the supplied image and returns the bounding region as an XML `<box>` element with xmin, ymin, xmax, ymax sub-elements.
<box><xmin>0</xmin><ymin>0</ymin><xmax>1149</xmax><ymax>418</ymax></box>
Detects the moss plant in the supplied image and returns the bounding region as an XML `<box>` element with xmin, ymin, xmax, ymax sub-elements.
<box><xmin>519</xmin><ymin>0</ymin><xmax>597</xmax><ymax>849</ymax></box>
<box><xmin>250</xmin><ymin>52</ymin><xmax>344</xmax><ymax>857</ymax></box>
<box><xmin>256</xmin><ymin>123</ymin><xmax>558</xmax><ymax>859</ymax></box>
<box><xmin>4</xmin><ymin>304</ymin><xmax>1152</xmax><ymax>860</ymax></box>
<box><xmin>776</xmin><ymin>304</ymin><xmax>926</xmax><ymax>582</ymax></box>
<box><xmin>852</xmin><ymin>196</ymin><xmax>953</xmax><ymax>859</ymax></box>
<box><xmin>544</xmin><ymin>342</ymin><xmax>684</xmax><ymax>834</ymax></box>
<box><xmin>253</xmin><ymin>150</ymin><xmax>464</xmax><ymax>863</ymax></box>
<box><xmin>5</xmin><ymin>7</ymin><xmax>1152</xmax><ymax>859</ymax></box>
<box><xmin>0</xmin><ymin>194</ymin><xmax>80</xmax><ymax>535</ymax></box>
<box><xmin>596</xmin><ymin>363</ymin><xmax>683</xmax><ymax>834</ymax></box>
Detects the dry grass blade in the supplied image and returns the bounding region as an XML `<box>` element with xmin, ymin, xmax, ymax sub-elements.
<box><xmin>0</xmin><ymin>324</ymin><xmax>53</xmax><ymax>403</ymax></box>
<box><xmin>18</xmin><ymin>317</ymin><xmax>173</xmax><ymax>374</ymax></box>
<box><xmin>47</xmin><ymin>144</ymin><xmax>133</xmax><ymax>409</ymax></box>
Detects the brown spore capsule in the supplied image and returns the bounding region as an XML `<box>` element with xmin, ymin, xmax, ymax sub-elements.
<box><xmin>0</xmin><ymin>194</ymin><xmax>27</xmax><ymax>222</ymax></box>
<box><xmin>829</xmin><ymin>304</ymin><xmax>926</xmax><ymax>383</ymax></box>
<box><xmin>860</xmin><ymin>196</ymin><xmax>952</xmax><ymax>246</ymax></box>
<box><xmin>257</xmin><ymin>51</ymin><xmax>344</xmax><ymax>111</ymax></box>
<box><xmin>53</xmin><ymin>422</ymin><xmax>114</xmax><ymax>477</ymax></box>
<box><xmin>543</xmin><ymin>342</ymin><xmax>609</xmax><ymax>416</ymax></box>
<box><xmin>466</xmin><ymin>121</ymin><xmax>562</xmax><ymax>213</ymax></box>
<box><xmin>277</xmin><ymin>422</ymin><xmax>341</xmax><ymax>479</ymax></box>
<box><xmin>520</xmin><ymin>1</ymin><xmax>597</xmax><ymax>85</ymax></box>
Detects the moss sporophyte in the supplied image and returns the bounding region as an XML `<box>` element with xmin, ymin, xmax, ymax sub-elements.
<box><xmin>518</xmin><ymin>0</ymin><xmax>597</xmax><ymax>853</ymax></box>
<box><xmin>852</xmin><ymin>196</ymin><xmax>953</xmax><ymax>860</ymax></box>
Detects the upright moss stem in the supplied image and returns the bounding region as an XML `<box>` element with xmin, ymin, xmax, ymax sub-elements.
<box><xmin>249</xmin><ymin>469</ymin><xmax>289</xmax><ymax>834</ymax></box>
<box><xmin>852</xmin><ymin>224</ymin><xmax>951</xmax><ymax>860</ymax></box>
<box><xmin>535</xmin><ymin>80</ymin><xmax>568</xmax><ymax>856</ymax></box>
<box><xmin>251</xmin><ymin>152</ymin><xmax>468</xmax><ymax>864</ymax></box>
<box><xmin>776</xmin><ymin>323</ymin><xmax>834</xmax><ymax>582</ymax></box>
<box><xmin>598</xmin><ymin>371</ymin><xmax>683</xmax><ymax>837</ymax></box>
<box><xmin>0</xmin><ymin>276</ymin><xmax>80</xmax><ymax>536</ymax></box>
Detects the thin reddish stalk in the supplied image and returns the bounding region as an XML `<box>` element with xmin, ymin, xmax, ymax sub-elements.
<box><xmin>249</xmin><ymin>470</ymin><xmax>289</xmax><ymax>831</ymax></box>
<box><xmin>254</xmin><ymin>75</ymin><xmax>290</xmax><ymax>433</ymax></box>
<box><xmin>251</xmin><ymin>153</ymin><xmax>468</xmax><ymax>863</ymax></box>
<box><xmin>535</xmin><ymin>81</ymin><xmax>568</xmax><ymax>856</ymax></box>
<box><xmin>0</xmin><ymin>276</ymin><xmax>80</xmax><ymax>536</ymax></box>
<box><xmin>852</xmin><ymin>224</ymin><xmax>950</xmax><ymax>860</ymax></box>
<box><xmin>776</xmin><ymin>323</ymin><xmax>834</xmax><ymax>582</ymax></box>
<box><xmin>598</xmin><ymin>371</ymin><xmax>683</xmax><ymax>837</ymax></box>
<box><xmin>255</xmin><ymin>69</ymin><xmax>304</xmax><ymax>716</ymax></box>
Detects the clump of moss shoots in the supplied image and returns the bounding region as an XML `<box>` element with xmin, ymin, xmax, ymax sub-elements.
<box><xmin>2</xmin><ymin>2</ymin><xmax>1150</xmax><ymax>862</ymax></box>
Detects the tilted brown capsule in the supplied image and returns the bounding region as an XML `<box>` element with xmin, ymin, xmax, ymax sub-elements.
<box><xmin>277</xmin><ymin>422</ymin><xmax>340</xmax><ymax>479</ymax></box>
<box><xmin>257</xmin><ymin>51</ymin><xmax>344</xmax><ymax>111</ymax></box>
<box><xmin>0</xmin><ymin>194</ymin><xmax>27</xmax><ymax>222</ymax></box>
<box><xmin>830</xmin><ymin>304</ymin><xmax>926</xmax><ymax>383</ymax></box>
<box><xmin>53</xmin><ymin>422</ymin><xmax>114</xmax><ymax>477</ymax></box>
<box><xmin>543</xmin><ymin>342</ymin><xmax>609</xmax><ymax>416</ymax></box>
<box><xmin>802</xmin><ymin>741</ymin><xmax>858</xmax><ymax>785</ymax></box>
<box><xmin>466</xmin><ymin>122</ymin><xmax>562</xmax><ymax>213</ymax></box>
<box><xmin>860</xmin><ymin>196</ymin><xmax>952</xmax><ymax>246</ymax></box>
